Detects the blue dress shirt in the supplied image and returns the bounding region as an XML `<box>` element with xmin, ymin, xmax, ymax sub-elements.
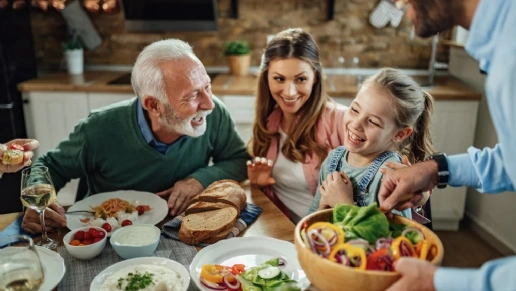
<box><xmin>436</xmin><ymin>0</ymin><xmax>516</xmax><ymax>290</ymax></box>
<box><xmin>136</xmin><ymin>99</ymin><xmax>186</xmax><ymax>154</ymax></box>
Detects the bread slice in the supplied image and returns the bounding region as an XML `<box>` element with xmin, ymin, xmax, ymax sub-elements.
<box><xmin>202</xmin><ymin>227</ymin><xmax>233</xmax><ymax>244</ymax></box>
<box><xmin>2</xmin><ymin>149</ymin><xmax>23</xmax><ymax>165</ymax></box>
<box><xmin>185</xmin><ymin>201</ymin><xmax>240</xmax><ymax>217</ymax></box>
<box><xmin>205</xmin><ymin>179</ymin><xmax>239</xmax><ymax>191</ymax></box>
<box><xmin>178</xmin><ymin>208</ymin><xmax>238</xmax><ymax>245</ymax></box>
<box><xmin>190</xmin><ymin>181</ymin><xmax>246</xmax><ymax>211</ymax></box>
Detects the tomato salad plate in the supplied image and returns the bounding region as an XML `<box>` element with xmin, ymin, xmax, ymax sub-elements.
<box><xmin>190</xmin><ymin>236</ymin><xmax>310</xmax><ymax>291</ymax></box>
<box><xmin>66</xmin><ymin>190</ymin><xmax>168</xmax><ymax>237</ymax></box>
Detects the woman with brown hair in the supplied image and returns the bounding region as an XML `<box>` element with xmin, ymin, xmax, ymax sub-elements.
<box><xmin>246</xmin><ymin>28</ymin><xmax>347</xmax><ymax>223</ymax></box>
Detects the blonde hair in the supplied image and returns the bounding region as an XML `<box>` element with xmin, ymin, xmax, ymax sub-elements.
<box><xmin>363</xmin><ymin>68</ymin><xmax>435</xmax><ymax>163</ymax></box>
<box><xmin>248</xmin><ymin>28</ymin><xmax>331</xmax><ymax>166</ymax></box>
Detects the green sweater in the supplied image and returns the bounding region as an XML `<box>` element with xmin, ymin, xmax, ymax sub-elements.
<box><xmin>34</xmin><ymin>97</ymin><xmax>249</xmax><ymax>196</ymax></box>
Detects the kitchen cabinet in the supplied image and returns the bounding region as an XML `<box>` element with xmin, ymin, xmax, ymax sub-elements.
<box><xmin>88</xmin><ymin>93</ymin><xmax>135</xmax><ymax>111</ymax></box>
<box><xmin>219</xmin><ymin>95</ymin><xmax>255</xmax><ymax>142</ymax></box>
<box><xmin>22</xmin><ymin>91</ymin><xmax>90</xmax><ymax>205</ymax></box>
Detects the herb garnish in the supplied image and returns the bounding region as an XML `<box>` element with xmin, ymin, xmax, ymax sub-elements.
<box><xmin>116</xmin><ymin>271</ymin><xmax>155</xmax><ymax>290</ymax></box>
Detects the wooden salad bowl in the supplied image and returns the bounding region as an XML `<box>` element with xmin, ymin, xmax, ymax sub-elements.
<box><xmin>294</xmin><ymin>209</ymin><xmax>444</xmax><ymax>291</ymax></box>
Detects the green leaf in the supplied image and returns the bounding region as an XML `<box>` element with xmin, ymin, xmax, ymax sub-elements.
<box><xmin>333</xmin><ymin>203</ymin><xmax>390</xmax><ymax>245</ymax></box>
<box><xmin>224</xmin><ymin>41</ymin><xmax>250</xmax><ymax>55</ymax></box>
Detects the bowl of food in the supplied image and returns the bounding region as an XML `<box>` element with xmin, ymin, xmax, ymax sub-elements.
<box><xmin>64</xmin><ymin>226</ymin><xmax>107</xmax><ymax>260</ymax></box>
<box><xmin>110</xmin><ymin>224</ymin><xmax>161</xmax><ymax>259</ymax></box>
<box><xmin>294</xmin><ymin>204</ymin><xmax>444</xmax><ymax>291</ymax></box>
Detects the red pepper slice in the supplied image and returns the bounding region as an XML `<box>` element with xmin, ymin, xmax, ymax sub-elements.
<box><xmin>9</xmin><ymin>144</ymin><xmax>24</xmax><ymax>151</ymax></box>
<box><xmin>366</xmin><ymin>248</ymin><xmax>394</xmax><ymax>271</ymax></box>
<box><xmin>231</xmin><ymin>264</ymin><xmax>245</xmax><ymax>275</ymax></box>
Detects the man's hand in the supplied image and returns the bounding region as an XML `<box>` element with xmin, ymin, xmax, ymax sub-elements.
<box><xmin>378</xmin><ymin>159</ymin><xmax>438</xmax><ymax>213</ymax></box>
<box><xmin>247</xmin><ymin>157</ymin><xmax>276</xmax><ymax>187</ymax></box>
<box><xmin>21</xmin><ymin>202</ymin><xmax>66</xmax><ymax>234</ymax></box>
<box><xmin>0</xmin><ymin>139</ymin><xmax>39</xmax><ymax>175</ymax></box>
<box><xmin>386</xmin><ymin>258</ymin><xmax>437</xmax><ymax>291</ymax></box>
<box><xmin>320</xmin><ymin>171</ymin><xmax>354</xmax><ymax>208</ymax></box>
<box><xmin>157</xmin><ymin>178</ymin><xmax>204</xmax><ymax>217</ymax></box>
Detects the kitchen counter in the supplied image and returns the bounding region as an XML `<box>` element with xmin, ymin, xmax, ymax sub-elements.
<box><xmin>17</xmin><ymin>71</ymin><xmax>482</xmax><ymax>100</ymax></box>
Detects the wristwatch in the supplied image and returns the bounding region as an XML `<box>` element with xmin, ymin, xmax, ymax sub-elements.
<box><xmin>429</xmin><ymin>152</ymin><xmax>449</xmax><ymax>189</ymax></box>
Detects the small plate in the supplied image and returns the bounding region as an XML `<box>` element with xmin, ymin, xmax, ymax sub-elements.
<box><xmin>36</xmin><ymin>246</ymin><xmax>65</xmax><ymax>291</ymax></box>
<box><xmin>66</xmin><ymin>190</ymin><xmax>168</xmax><ymax>236</ymax></box>
<box><xmin>90</xmin><ymin>257</ymin><xmax>190</xmax><ymax>291</ymax></box>
<box><xmin>190</xmin><ymin>236</ymin><xmax>309</xmax><ymax>291</ymax></box>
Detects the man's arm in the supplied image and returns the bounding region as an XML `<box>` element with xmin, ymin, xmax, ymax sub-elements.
<box><xmin>434</xmin><ymin>256</ymin><xmax>516</xmax><ymax>291</ymax></box>
<box><xmin>188</xmin><ymin>98</ymin><xmax>250</xmax><ymax>187</ymax></box>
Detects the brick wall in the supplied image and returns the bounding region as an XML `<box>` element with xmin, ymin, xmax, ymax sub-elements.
<box><xmin>31</xmin><ymin>0</ymin><xmax>450</xmax><ymax>70</ymax></box>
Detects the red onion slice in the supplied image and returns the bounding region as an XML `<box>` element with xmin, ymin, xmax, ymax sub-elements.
<box><xmin>401</xmin><ymin>227</ymin><xmax>425</xmax><ymax>241</ymax></box>
<box><xmin>347</xmin><ymin>239</ymin><xmax>374</xmax><ymax>253</ymax></box>
<box><xmin>224</xmin><ymin>275</ymin><xmax>241</xmax><ymax>290</ymax></box>
<box><xmin>375</xmin><ymin>238</ymin><xmax>393</xmax><ymax>250</ymax></box>
<box><xmin>277</xmin><ymin>257</ymin><xmax>286</xmax><ymax>266</ymax></box>
<box><xmin>307</xmin><ymin>229</ymin><xmax>331</xmax><ymax>256</ymax></box>
<box><xmin>200</xmin><ymin>277</ymin><xmax>226</xmax><ymax>290</ymax></box>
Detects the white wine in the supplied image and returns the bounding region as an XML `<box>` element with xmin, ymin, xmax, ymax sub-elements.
<box><xmin>0</xmin><ymin>266</ymin><xmax>43</xmax><ymax>291</ymax></box>
<box><xmin>20</xmin><ymin>184</ymin><xmax>56</xmax><ymax>210</ymax></box>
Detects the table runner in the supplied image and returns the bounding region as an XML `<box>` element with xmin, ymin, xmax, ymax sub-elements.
<box><xmin>57</xmin><ymin>235</ymin><xmax>199</xmax><ymax>291</ymax></box>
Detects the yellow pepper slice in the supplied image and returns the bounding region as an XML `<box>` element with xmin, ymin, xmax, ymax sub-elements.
<box><xmin>200</xmin><ymin>264</ymin><xmax>231</xmax><ymax>284</ymax></box>
<box><xmin>416</xmin><ymin>240</ymin><xmax>430</xmax><ymax>260</ymax></box>
<box><xmin>391</xmin><ymin>237</ymin><xmax>417</xmax><ymax>261</ymax></box>
<box><xmin>329</xmin><ymin>243</ymin><xmax>367</xmax><ymax>270</ymax></box>
<box><xmin>307</xmin><ymin>222</ymin><xmax>345</xmax><ymax>245</ymax></box>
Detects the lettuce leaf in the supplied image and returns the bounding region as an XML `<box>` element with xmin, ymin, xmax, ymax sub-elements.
<box><xmin>332</xmin><ymin>203</ymin><xmax>390</xmax><ymax>245</ymax></box>
<box><xmin>239</xmin><ymin>259</ymin><xmax>299</xmax><ymax>291</ymax></box>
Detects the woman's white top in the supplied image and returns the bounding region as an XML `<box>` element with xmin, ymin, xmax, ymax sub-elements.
<box><xmin>272</xmin><ymin>127</ymin><xmax>314</xmax><ymax>223</ymax></box>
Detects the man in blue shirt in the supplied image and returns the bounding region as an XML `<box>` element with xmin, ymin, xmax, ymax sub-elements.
<box><xmin>379</xmin><ymin>0</ymin><xmax>516</xmax><ymax>290</ymax></box>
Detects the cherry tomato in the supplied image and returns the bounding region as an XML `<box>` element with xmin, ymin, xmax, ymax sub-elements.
<box><xmin>121</xmin><ymin>220</ymin><xmax>132</xmax><ymax>227</ymax></box>
<box><xmin>9</xmin><ymin>144</ymin><xmax>24</xmax><ymax>151</ymax></box>
<box><xmin>88</xmin><ymin>228</ymin><xmax>97</xmax><ymax>236</ymax></box>
<box><xmin>93</xmin><ymin>237</ymin><xmax>102</xmax><ymax>243</ymax></box>
<box><xmin>136</xmin><ymin>206</ymin><xmax>145</xmax><ymax>215</ymax></box>
<box><xmin>82</xmin><ymin>239</ymin><xmax>92</xmax><ymax>245</ymax></box>
<box><xmin>231</xmin><ymin>264</ymin><xmax>246</xmax><ymax>275</ymax></box>
<box><xmin>101</xmin><ymin>223</ymin><xmax>112</xmax><ymax>232</ymax></box>
<box><xmin>93</xmin><ymin>231</ymin><xmax>106</xmax><ymax>239</ymax></box>
<box><xmin>74</xmin><ymin>230</ymin><xmax>85</xmax><ymax>240</ymax></box>
<box><xmin>83</xmin><ymin>232</ymin><xmax>92</xmax><ymax>240</ymax></box>
<box><xmin>70</xmin><ymin>239</ymin><xmax>81</xmax><ymax>246</ymax></box>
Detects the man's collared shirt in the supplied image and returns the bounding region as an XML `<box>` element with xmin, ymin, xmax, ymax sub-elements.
<box><xmin>136</xmin><ymin>99</ymin><xmax>186</xmax><ymax>155</ymax></box>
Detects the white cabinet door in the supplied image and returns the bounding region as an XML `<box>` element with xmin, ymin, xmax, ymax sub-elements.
<box><xmin>430</xmin><ymin>100</ymin><xmax>479</xmax><ymax>230</ymax></box>
<box><xmin>23</xmin><ymin>91</ymin><xmax>90</xmax><ymax>205</ymax></box>
<box><xmin>220</xmin><ymin>95</ymin><xmax>255</xmax><ymax>143</ymax></box>
<box><xmin>88</xmin><ymin>93</ymin><xmax>136</xmax><ymax>112</ymax></box>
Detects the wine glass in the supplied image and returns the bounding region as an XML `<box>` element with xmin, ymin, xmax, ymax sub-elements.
<box><xmin>0</xmin><ymin>235</ymin><xmax>44</xmax><ymax>291</ymax></box>
<box><xmin>20</xmin><ymin>166</ymin><xmax>58</xmax><ymax>249</ymax></box>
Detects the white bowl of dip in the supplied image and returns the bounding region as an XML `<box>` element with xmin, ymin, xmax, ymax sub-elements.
<box><xmin>110</xmin><ymin>224</ymin><xmax>161</xmax><ymax>259</ymax></box>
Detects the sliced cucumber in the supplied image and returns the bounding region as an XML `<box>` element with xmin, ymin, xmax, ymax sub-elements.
<box><xmin>257</xmin><ymin>266</ymin><xmax>280</xmax><ymax>279</ymax></box>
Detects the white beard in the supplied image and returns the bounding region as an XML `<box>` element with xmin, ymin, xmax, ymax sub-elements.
<box><xmin>158</xmin><ymin>103</ymin><xmax>212</xmax><ymax>137</ymax></box>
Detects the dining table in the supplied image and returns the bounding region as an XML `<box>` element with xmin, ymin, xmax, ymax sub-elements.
<box><xmin>0</xmin><ymin>181</ymin><xmax>298</xmax><ymax>290</ymax></box>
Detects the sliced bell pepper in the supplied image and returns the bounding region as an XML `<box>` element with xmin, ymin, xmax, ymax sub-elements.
<box><xmin>9</xmin><ymin>144</ymin><xmax>24</xmax><ymax>151</ymax></box>
<box><xmin>416</xmin><ymin>240</ymin><xmax>430</xmax><ymax>260</ymax></box>
<box><xmin>427</xmin><ymin>244</ymin><xmax>438</xmax><ymax>262</ymax></box>
<box><xmin>391</xmin><ymin>236</ymin><xmax>417</xmax><ymax>260</ymax></box>
<box><xmin>307</xmin><ymin>222</ymin><xmax>345</xmax><ymax>245</ymax></box>
<box><xmin>366</xmin><ymin>248</ymin><xmax>394</xmax><ymax>271</ymax></box>
<box><xmin>329</xmin><ymin>243</ymin><xmax>367</xmax><ymax>270</ymax></box>
<box><xmin>231</xmin><ymin>264</ymin><xmax>246</xmax><ymax>275</ymax></box>
<box><xmin>200</xmin><ymin>264</ymin><xmax>232</xmax><ymax>284</ymax></box>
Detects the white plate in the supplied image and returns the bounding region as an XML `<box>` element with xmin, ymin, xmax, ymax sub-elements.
<box><xmin>66</xmin><ymin>190</ymin><xmax>168</xmax><ymax>236</ymax></box>
<box><xmin>90</xmin><ymin>257</ymin><xmax>190</xmax><ymax>291</ymax></box>
<box><xmin>36</xmin><ymin>246</ymin><xmax>65</xmax><ymax>291</ymax></box>
<box><xmin>190</xmin><ymin>236</ymin><xmax>309</xmax><ymax>291</ymax></box>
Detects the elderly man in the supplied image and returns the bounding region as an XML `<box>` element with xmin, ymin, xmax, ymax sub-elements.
<box><xmin>22</xmin><ymin>39</ymin><xmax>249</xmax><ymax>234</ymax></box>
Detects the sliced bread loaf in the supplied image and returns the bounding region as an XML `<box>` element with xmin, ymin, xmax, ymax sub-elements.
<box><xmin>185</xmin><ymin>201</ymin><xmax>240</xmax><ymax>217</ymax></box>
<box><xmin>190</xmin><ymin>181</ymin><xmax>246</xmax><ymax>211</ymax></box>
<box><xmin>202</xmin><ymin>227</ymin><xmax>233</xmax><ymax>244</ymax></box>
<box><xmin>178</xmin><ymin>207</ymin><xmax>238</xmax><ymax>245</ymax></box>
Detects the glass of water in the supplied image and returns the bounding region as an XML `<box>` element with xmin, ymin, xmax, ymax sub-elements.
<box><xmin>0</xmin><ymin>235</ymin><xmax>44</xmax><ymax>291</ymax></box>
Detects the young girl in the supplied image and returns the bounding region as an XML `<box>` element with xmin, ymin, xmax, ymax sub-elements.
<box><xmin>308</xmin><ymin>68</ymin><xmax>435</xmax><ymax>218</ymax></box>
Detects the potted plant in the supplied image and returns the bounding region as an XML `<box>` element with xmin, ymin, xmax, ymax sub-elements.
<box><xmin>62</xmin><ymin>34</ymin><xmax>84</xmax><ymax>75</ymax></box>
<box><xmin>224</xmin><ymin>41</ymin><xmax>251</xmax><ymax>76</ymax></box>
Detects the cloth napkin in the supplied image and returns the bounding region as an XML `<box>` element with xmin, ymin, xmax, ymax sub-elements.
<box><xmin>162</xmin><ymin>203</ymin><xmax>262</xmax><ymax>247</ymax></box>
<box><xmin>57</xmin><ymin>235</ymin><xmax>198</xmax><ymax>291</ymax></box>
<box><xmin>0</xmin><ymin>215</ymin><xmax>33</xmax><ymax>240</ymax></box>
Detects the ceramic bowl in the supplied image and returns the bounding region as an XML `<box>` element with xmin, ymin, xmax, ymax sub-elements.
<box><xmin>64</xmin><ymin>226</ymin><xmax>107</xmax><ymax>260</ymax></box>
<box><xmin>110</xmin><ymin>224</ymin><xmax>160</xmax><ymax>259</ymax></box>
<box><xmin>294</xmin><ymin>209</ymin><xmax>444</xmax><ymax>291</ymax></box>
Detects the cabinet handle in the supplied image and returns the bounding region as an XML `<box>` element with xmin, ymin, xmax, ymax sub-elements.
<box><xmin>22</xmin><ymin>99</ymin><xmax>29</xmax><ymax>104</ymax></box>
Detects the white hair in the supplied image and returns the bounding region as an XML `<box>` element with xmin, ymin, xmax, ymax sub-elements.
<box><xmin>131</xmin><ymin>39</ymin><xmax>194</xmax><ymax>103</ymax></box>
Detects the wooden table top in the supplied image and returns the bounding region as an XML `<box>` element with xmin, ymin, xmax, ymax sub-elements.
<box><xmin>0</xmin><ymin>182</ymin><xmax>296</xmax><ymax>290</ymax></box>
